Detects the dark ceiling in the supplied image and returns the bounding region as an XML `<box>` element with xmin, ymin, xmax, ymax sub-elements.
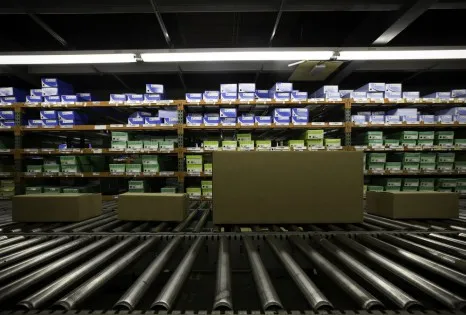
<box><xmin>1</xmin><ymin>0</ymin><xmax>466</xmax><ymax>99</ymax></box>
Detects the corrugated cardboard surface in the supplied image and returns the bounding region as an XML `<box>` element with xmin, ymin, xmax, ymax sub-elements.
<box><xmin>118</xmin><ymin>193</ymin><xmax>188</xmax><ymax>222</ymax></box>
<box><xmin>13</xmin><ymin>193</ymin><xmax>102</xmax><ymax>222</ymax></box>
<box><xmin>213</xmin><ymin>151</ymin><xmax>364</xmax><ymax>224</ymax></box>
<box><xmin>366</xmin><ymin>191</ymin><xmax>458</xmax><ymax>219</ymax></box>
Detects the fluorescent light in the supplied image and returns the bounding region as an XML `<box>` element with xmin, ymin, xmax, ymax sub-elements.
<box><xmin>287</xmin><ymin>60</ymin><xmax>306</xmax><ymax>67</ymax></box>
<box><xmin>0</xmin><ymin>53</ymin><xmax>136</xmax><ymax>65</ymax></box>
<box><xmin>141</xmin><ymin>51</ymin><xmax>334</xmax><ymax>62</ymax></box>
<box><xmin>338</xmin><ymin>50</ymin><xmax>466</xmax><ymax>60</ymax></box>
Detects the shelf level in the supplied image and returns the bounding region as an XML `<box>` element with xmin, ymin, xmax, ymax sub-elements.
<box><xmin>364</xmin><ymin>170</ymin><xmax>464</xmax><ymax>176</ymax></box>
<box><xmin>18</xmin><ymin>100</ymin><xmax>180</xmax><ymax>108</ymax></box>
<box><xmin>21</xmin><ymin>172</ymin><xmax>180</xmax><ymax>178</ymax></box>
<box><xmin>20</xmin><ymin>148</ymin><xmax>180</xmax><ymax>155</ymax></box>
<box><xmin>352</xmin><ymin>122</ymin><xmax>466</xmax><ymax>129</ymax></box>
<box><xmin>20</xmin><ymin>125</ymin><xmax>178</xmax><ymax>131</ymax></box>
<box><xmin>183</xmin><ymin>122</ymin><xmax>345</xmax><ymax>130</ymax></box>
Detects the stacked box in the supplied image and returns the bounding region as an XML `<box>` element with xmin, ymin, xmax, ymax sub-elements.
<box><xmin>256</xmin><ymin>140</ymin><xmax>272</xmax><ymax>150</ymax></box>
<box><xmin>0</xmin><ymin>179</ymin><xmax>14</xmax><ymax>198</ymax></box>
<box><xmin>418</xmin><ymin>131</ymin><xmax>435</xmax><ymax>146</ymax></box>
<box><xmin>62</xmin><ymin>187</ymin><xmax>88</xmax><ymax>193</ymax></box>
<box><xmin>455</xmin><ymin>139</ymin><xmax>466</xmax><ymax>146</ymax></box>
<box><xmin>111</xmin><ymin>141</ymin><xmax>127</xmax><ymax>149</ymax></box>
<box><xmin>159</xmin><ymin>141</ymin><xmax>175</xmax><ymax>150</ymax></box>
<box><xmin>43</xmin><ymin>187</ymin><xmax>62</xmax><ymax>194</ymax></box>
<box><xmin>398</xmin><ymin>131</ymin><xmax>418</xmax><ymax>146</ymax></box>
<box><xmin>201</xmin><ymin>180</ymin><xmax>212</xmax><ymax>198</ymax></box>
<box><xmin>384</xmin><ymin>139</ymin><xmax>400</xmax><ymax>146</ymax></box>
<box><xmin>288</xmin><ymin>140</ymin><xmax>305</xmax><ymax>149</ymax></box>
<box><xmin>27</xmin><ymin>165</ymin><xmax>43</xmax><ymax>173</ymax></box>
<box><xmin>420</xmin><ymin>153</ymin><xmax>437</xmax><ymax>171</ymax></box>
<box><xmin>127</xmin><ymin>140</ymin><xmax>143</xmax><ymax>150</ymax></box>
<box><xmin>186</xmin><ymin>187</ymin><xmax>201</xmax><ymax>199</ymax></box>
<box><xmin>419</xmin><ymin>178</ymin><xmax>435</xmax><ymax>191</ymax></box>
<box><xmin>367</xmin><ymin>185</ymin><xmax>384</xmax><ymax>192</ymax></box>
<box><xmin>455</xmin><ymin>179</ymin><xmax>466</xmax><ymax>193</ymax></box>
<box><xmin>437</xmin><ymin>152</ymin><xmax>455</xmax><ymax>171</ymax></box>
<box><xmin>111</xmin><ymin>132</ymin><xmax>130</xmax><ymax>141</ymax></box>
<box><xmin>25</xmin><ymin>186</ymin><xmax>43</xmax><ymax>195</ymax></box>
<box><xmin>385</xmin><ymin>162</ymin><xmax>402</xmax><ymax>171</ymax></box>
<box><xmin>143</xmin><ymin>140</ymin><xmax>159</xmax><ymax>150</ymax></box>
<box><xmin>374</xmin><ymin>178</ymin><xmax>402</xmax><ymax>191</ymax></box>
<box><xmin>126</xmin><ymin>164</ymin><xmax>142</xmax><ymax>173</ymax></box>
<box><xmin>204</xmin><ymin>163</ymin><xmax>213</xmax><ymax>174</ymax></box>
<box><xmin>161</xmin><ymin>187</ymin><xmax>177</xmax><ymax>193</ymax></box>
<box><xmin>222</xmin><ymin>140</ymin><xmax>237</xmax><ymax>150</ymax></box>
<box><xmin>436</xmin><ymin>179</ymin><xmax>457</xmax><ymax>192</ymax></box>
<box><xmin>203</xmin><ymin>140</ymin><xmax>219</xmax><ymax>150</ymax></box>
<box><xmin>109</xmin><ymin>164</ymin><xmax>126</xmax><ymax>173</ymax></box>
<box><xmin>237</xmin><ymin>133</ymin><xmax>252</xmax><ymax>141</ymax></box>
<box><xmin>129</xmin><ymin>180</ymin><xmax>146</xmax><ymax>193</ymax></box>
<box><xmin>402</xmin><ymin>178</ymin><xmax>419</xmax><ymax>191</ymax></box>
<box><xmin>435</xmin><ymin>131</ymin><xmax>454</xmax><ymax>146</ymax></box>
<box><xmin>364</xmin><ymin>131</ymin><xmax>383</xmax><ymax>146</ymax></box>
<box><xmin>325</xmin><ymin>139</ymin><xmax>341</xmax><ymax>147</ymax></box>
<box><xmin>302</xmin><ymin>130</ymin><xmax>324</xmax><ymax>146</ymax></box>
<box><xmin>186</xmin><ymin>155</ymin><xmax>203</xmax><ymax>173</ymax></box>
<box><xmin>239</xmin><ymin>140</ymin><xmax>255</xmax><ymax>150</ymax></box>
<box><xmin>142</xmin><ymin>155</ymin><xmax>160</xmax><ymax>173</ymax></box>
<box><xmin>455</xmin><ymin>161</ymin><xmax>466</xmax><ymax>171</ymax></box>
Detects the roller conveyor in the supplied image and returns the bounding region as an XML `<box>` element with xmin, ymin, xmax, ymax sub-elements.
<box><xmin>0</xmin><ymin>233</ymin><xmax>464</xmax><ymax>313</ymax></box>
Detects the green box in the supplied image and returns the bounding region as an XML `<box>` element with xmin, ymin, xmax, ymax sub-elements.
<box><xmin>0</xmin><ymin>180</ymin><xmax>14</xmax><ymax>188</ymax></box>
<box><xmin>400</xmin><ymin>139</ymin><xmax>417</xmax><ymax>146</ymax></box>
<box><xmin>418</xmin><ymin>139</ymin><xmax>434</xmax><ymax>146</ymax></box>
<box><xmin>402</xmin><ymin>186</ymin><xmax>418</xmax><ymax>191</ymax></box>
<box><xmin>324</xmin><ymin>139</ymin><xmax>341</xmax><ymax>147</ymax></box>
<box><xmin>301</xmin><ymin>130</ymin><xmax>324</xmax><ymax>140</ymax></box>
<box><xmin>437</xmin><ymin>178</ymin><xmax>457</xmax><ymax>188</ymax></box>
<box><xmin>418</xmin><ymin>186</ymin><xmax>435</xmax><ymax>191</ymax></box>
<box><xmin>256</xmin><ymin>140</ymin><xmax>272</xmax><ymax>149</ymax></box>
<box><xmin>404</xmin><ymin>153</ymin><xmax>421</xmax><ymax>163</ymax></box>
<box><xmin>437</xmin><ymin>188</ymin><xmax>453</xmax><ymax>192</ymax></box>
<box><xmin>384</xmin><ymin>139</ymin><xmax>400</xmax><ymax>146</ymax></box>
<box><xmin>455</xmin><ymin>161</ymin><xmax>466</xmax><ymax>171</ymax></box>
<box><xmin>60</xmin><ymin>156</ymin><xmax>78</xmax><ymax>165</ymax></box>
<box><xmin>129</xmin><ymin>180</ymin><xmax>146</xmax><ymax>192</ymax></box>
<box><xmin>237</xmin><ymin>133</ymin><xmax>252</xmax><ymax>141</ymax></box>
<box><xmin>161</xmin><ymin>186</ymin><xmax>177</xmax><ymax>193</ymax></box>
<box><xmin>419</xmin><ymin>178</ymin><xmax>435</xmax><ymax>188</ymax></box>
<box><xmin>437</xmin><ymin>153</ymin><xmax>455</xmax><ymax>163</ymax></box>
<box><xmin>159</xmin><ymin>141</ymin><xmax>175</xmax><ymax>150</ymax></box>
<box><xmin>202</xmin><ymin>188</ymin><xmax>213</xmax><ymax>197</ymax></box>
<box><xmin>455</xmin><ymin>186</ymin><xmax>466</xmax><ymax>193</ymax></box>
<box><xmin>366</xmin><ymin>139</ymin><xmax>384</xmax><ymax>146</ymax></box>
<box><xmin>402</xmin><ymin>162</ymin><xmax>419</xmax><ymax>171</ymax></box>
<box><xmin>385</xmin><ymin>186</ymin><xmax>401</xmax><ymax>192</ymax></box>
<box><xmin>403</xmin><ymin>178</ymin><xmax>420</xmax><ymax>187</ymax></box>
<box><xmin>222</xmin><ymin>140</ymin><xmax>237</xmax><ymax>150</ymax></box>
<box><xmin>43</xmin><ymin>164</ymin><xmax>60</xmax><ymax>173</ymax></box>
<box><xmin>455</xmin><ymin>139</ymin><xmax>466</xmax><ymax>146</ymax></box>
<box><xmin>111</xmin><ymin>132</ymin><xmax>129</xmax><ymax>142</ymax></box>
<box><xmin>43</xmin><ymin>157</ymin><xmax>59</xmax><ymax>165</ymax></box>
<box><xmin>420</xmin><ymin>153</ymin><xmax>436</xmax><ymax>163</ymax></box>
<box><xmin>43</xmin><ymin>187</ymin><xmax>62</xmax><ymax>194</ymax></box>
<box><xmin>367</xmin><ymin>185</ymin><xmax>384</xmax><ymax>192</ymax></box>
<box><xmin>186</xmin><ymin>155</ymin><xmax>203</xmax><ymax>165</ymax></box>
<box><xmin>126</xmin><ymin>164</ymin><xmax>142</xmax><ymax>173</ymax></box>
<box><xmin>187</xmin><ymin>164</ymin><xmax>203</xmax><ymax>173</ymax></box>
<box><xmin>305</xmin><ymin>139</ymin><xmax>324</xmax><ymax>147</ymax></box>
<box><xmin>143</xmin><ymin>140</ymin><xmax>159</xmax><ymax>150</ymax></box>
<box><xmin>127</xmin><ymin>141</ymin><xmax>143</xmax><ymax>150</ymax></box>
<box><xmin>109</xmin><ymin>164</ymin><xmax>126</xmax><ymax>173</ymax></box>
<box><xmin>27</xmin><ymin>165</ymin><xmax>43</xmax><ymax>173</ymax></box>
<box><xmin>367</xmin><ymin>163</ymin><xmax>385</xmax><ymax>171</ymax></box>
<box><xmin>204</xmin><ymin>163</ymin><xmax>212</xmax><ymax>174</ymax></box>
<box><xmin>418</xmin><ymin>131</ymin><xmax>435</xmax><ymax>140</ymax></box>
<box><xmin>398</xmin><ymin>131</ymin><xmax>418</xmax><ymax>140</ymax></box>
<box><xmin>367</xmin><ymin>153</ymin><xmax>386</xmax><ymax>163</ymax></box>
<box><xmin>61</xmin><ymin>165</ymin><xmax>80</xmax><ymax>173</ymax></box>
<box><xmin>142</xmin><ymin>155</ymin><xmax>159</xmax><ymax>165</ymax></box>
<box><xmin>436</xmin><ymin>131</ymin><xmax>455</xmax><ymax>140</ymax></box>
<box><xmin>437</xmin><ymin>162</ymin><xmax>454</xmax><ymax>171</ymax></box>
<box><xmin>365</xmin><ymin>131</ymin><xmax>383</xmax><ymax>140</ymax></box>
<box><xmin>186</xmin><ymin>187</ymin><xmax>201</xmax><ymax>199</ymax></box>
<box><xmin>201</xmin><ymin>180</ymin><xmax>212</xmax><ymax>189</ymax></box>
<box><xmin>143</xmin><ymin>164</ymin><xmax>159</xmax><ymax>173</ymax></box>
<box><xmin>436</xmin><ymin>139</ymin><xmax>454</xmax><ymax>146</ymax></box>
<box><xmin>385</xmin><ymin>162</ymin><xmax>402</xmax><ymax>171</ymax></box>
<box><xmin>111</xmin><ymin>141</ymin><xmax>127</xmax><ymax>149</ymax></box>
<box><xmin>203</xmin><ymin>140</ymin><xmax>219</xmax><ymax>150</ymax></box>
<box><xmin>25</xmin><ymin>186</ymin><xmax>43</xmax><ymax>194</ymax></box>
<box><xmin>456</xmin><ymin>179</ymin><xmax>466</xmax><ymax>187</ymax></box>
<box><xmin>239</xmin><ymin>140</ymin><xmax>255</xmax><ymax>150</ymax></box>
<box><xmin>420</xmin><ymin>163</ymin><xmax>436</xmax><ymax>171</ymax></box>
<box><xmin>62</xmin><ymin>187</ymin><xmax>86</xmax><ymax>193</ymax></box>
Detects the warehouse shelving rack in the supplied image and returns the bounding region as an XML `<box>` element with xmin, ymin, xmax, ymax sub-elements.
<box><xmin>2</xmin><ymin>98</ymin><xmax>466</xmax><ymax>196</ymax></box>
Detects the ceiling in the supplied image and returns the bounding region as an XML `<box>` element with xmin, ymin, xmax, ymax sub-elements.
<box><xmin>1</xmin><ymin>0</ymin><xmax>466</xmax><ymax>99</ymax></box>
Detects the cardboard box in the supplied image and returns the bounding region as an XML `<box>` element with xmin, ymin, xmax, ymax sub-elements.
<box><xmin>366</xmin><ymin>191</ymin><xmax>458</xmax><ymax>219</ymax></box>
<box><xmin>118</xmin><ymin>193</ymin><xmax>188</xmax><ymax>221</ymax></box>
<box><xmin>213</xmin><ymin>151</ymin><xmax>363</xmax><ymax>224</ymax></box>
<box><xmin>13</xmin><ymin>193</ymin><xmax>102</xmax><ymax>222</ymax></box>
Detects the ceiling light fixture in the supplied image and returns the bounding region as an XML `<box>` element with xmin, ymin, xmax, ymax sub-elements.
<box><xmin>338</xmin><ymin>49</ymin><xmax>466</xmax><ymax>60</ymax></box>
<box><xmin>141</xmin><ymin>51</ymin><xmax>335</xmax><ymax>62</ymax></box>
<box><xmin>0</xmin><ymin>53</ymin><xmax>137</xmax><ymax>65</ymax></box>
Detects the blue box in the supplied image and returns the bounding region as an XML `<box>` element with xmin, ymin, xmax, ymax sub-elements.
<box><xmin>403</xmin><ymin>91</ymin><xmax>420</xmax><ymax>99</ymax></box>
<box><xmin>238</xmin><ymin>92</ymin><xmax>255</xmax><ymax>101</ymax></box>
<box><xmin>274</xmin><ymin>108</ymin><xmax>291</xmax><ymax>118</ymax></box>
<box><xmin>158</xmin><ymin>110</ymin><xmax>177</xmax><ymax>119</ymax></box>
<box><xmin>238</xmin><ymin>115</ymin><xmax>255</xmax><ymax>125</ymax></box>
<box><xmin>220</xmin><ymin>84</ymin><xmax>237</xmax><ymax>100</ymax></box>
<box><xmin>324</xmin><ymin>92</ymin><xmax>341</xmax><ymax>100</ymax></box>
<box><xmin>238</xmin><ymin>83</ymin><xmax>255</xmax><ymax>92</ymax></box>
<box><xmin>423</xmin><ymin>92</ymin><xmax>451</xmax><ymax>99</ymax></box>
<box><xmin>40</xmin><ymin>110</ymin><xmax>58</xmax><ymax>120</ymax></box>
<box><xmin>44</xmin><ymin>95</ymin><xmax>61</xmax><ymax>103</ymax></box>
<box><xmin>58</xmin><ymin>111</ymin><xmax>81</xmax><ymax>120</ymax></box>
<box><xmin>0</xmin><ymin>120</ymin><xmax>15</xmax><ymax>127</ymax></box>
<box><xmin>41</xmin><ymin>78</ymin><xmax>72</xmax><ymax>88</ymax></box>
<box><xmin>42</xmin><ymin>87</ymin><xmax>73</xmax><ymax>96</ymax></box>
<box><xmin>2</xmin><ymin>95</ymin><xmax>25</xmax><ymax>103</ymax></box>
<box><xmin>129</xmin><ymin>111</ymin><xmax>151</xmax><ymax>118</ymax></box>
<box><xmin>402</xmin><ymin>115</ymin><xmax>419</xmax><ymax>123</ymax></box>
<box><xmin>164</xmin><ymin>117</ymin><xmax>178</xmax><ymax>125</ymax></box>
<box><xmin>273</xmin><ymin>116</ymin><xmax>290</xmax><ymax>125</ymax></box>
<box><xmin>126</xmin><ymin>94</ymin><xmax>144</xmax><ymax>102</ymax></box>
<box><xmin>291</xmin><ymin>116</ymin><xmax>308</xmax><ymax>125</ymax></box>
<box><xmin>419</xmin><ymin>115</ymin><xmax>435</xmax><ymax>123</ymax></box>
<box><xmin>454</xmin><ymin>115</ymin><xmax>466</xmax><ymax>123</ymax></box>
<box><xmin>339</xmin><ymin>90</ymin><xmax>353</xmax><ymax>98</ymax></box>
<box><xmin>221</xmin><ymin>117</ymin><xmax>237</xmax><ymax>126</ymax></box>
<box><xmin>385</xmin><ymin>115</ymin><xmax>400</xmax><ymax>123</ymax></box>
<box><xmin>255</xmin><ymin>116</ymin><xmax>272</xmax><ymax>125</ymax></box>
<box><xmin>28</xmin><ymin>119</ymin><xmax>44</xmax><ymax>126</ymax></box>
<box><xmin>292</xmin><ymin>108</ymin><xmax>308</xmax><ymax>117</ymax></box>
<box><xmin>385</xmin><ymin>91</ymin><xmax>402</xmax><ymax>99</ymax></box>
<box><xmin>313</xmin><ymin>85</ymin><xmax>338</xmax><ymax>97</ymax></box>
<box><xmin>356</xmin><ymin>83</ymin><xmax>385</xmax><ymax>92</ymax></box>
<box><xmin>270</xmin><ymin>92</ymin><xmax>290</xmax><ymax>101</ymax></box>
<box><xmin>0</xmin><ymin>87</ymin><xmax>25</xmax><ymax>97</ymax></box>
<box><xmin>220</xmin><ymin>108</ymin><xmax>237</xmax><ymax>118</ymax></box>
<box><xmin>367</xmin><ymin>92</ymin><xmax>384</xmax><ymax>100</ymax></box>
<box><xmin>76</xmin><ymin>93</ymin><xmax>92</xmax><ymax>102</ymax></box>
<box><xmin>451</xmin><ymin>90</ymin><xmax>466</xmax><ymax>98</ymax></box>
<box><xmin>255</xmin><ymin>90</ymin><xmax>270</xmax><ymax>99</ymax></box>
<box><xmin>144</xmin><ymin>93</ymin><xmax>163</xmax><ymax>102</ymax></box>
<box><xmin>0</xmin><ymin>110</ymin><xmax>14</xmax><ymax>120</ymax></box>
<box><xmin>109</xmin><ymin>94</ymin><xmax>127</xmax><ymax>102</ymax></box>
<box><xmin>59</xmin><ymin>118</ymin><xmax>82</xmax><ymax>126</ymax></box>
<box><xmin>61</xmin><ymin>95</ymin><xmax>78</xmax><ymax>103</ymax></box>
<box><xmin>387</xmin><ymin>108</ymin><xmax>418</xmax><ymax>116</ymax></box>
<box><xmin>145</xmin><ymin>84</ymin><xmax>164</xmax><ymax>94</ymax></box>
<box><xmin>369</xmin><ymin>115</ymin><xmax>385</xmax><ymax>123</ymax></box>
<box><xmin>291</xmin><ymin>91</ymin><xmax>308</xmax><ymax>101</ymax></box>
<box><xmin>385</xmin><ymin>83</ymin><xmax>402</xmax><ymax>93</ymax></box>
<box><xmin>26</xmin><ymin>96</ymin><xmax>43</xmax><ymax>103</ymax></box>
<box><xmin>436</xmin><ymin>107</ymin><xmax>466</xmax><ymax>116</ymax></box>
<box><xmin>351</xmin><ymin>91</ymin><xmax>367</xmax><ymax>99</ymax></box>
<box><xmin>186</xmin><ymin>93</ymin><xmax>202</xmax><ymax>102</ymax></box>
<box><xmin>186</xmin><ymin>114</ymin><xmax>203</xmax><ymax>125</ymax></box>
<box><xmin>270</xmin><ymin>82</ymin><xmax>293</xmax><ymax>93</ymax></box>
<box><xmin>203</xmin><ymin>91</ymin><xmax>220</xmax><ymax>101</ymax></box>
<box><xmin>435</xmin><ymin>115</ymin><xmax>453</xmax><ymax>122</ymax></box>
<box><xmin>351</xmin><ymin>115</ymin><xmax>367</xmax><ymax>123</ymax></box>
<box><xmin>42</xmin><ymin>119</ymin><xmax>59</xmax><ymax>126</ymax></box>
<box><xmin>204</xmin><ymin>114</ymin><xmax>220</xmax><ymax>125</ymax></box>
<box><xmin>30</xmin><ymin>89</ymin><xmax>42</xmax><ymax>97</ymax></box>
<box><xmin>220</xmin><ymin>92</ymin><xmax>237</xmax><ymax>100</ymax></box>
<box><xmin>128</xmin><ymin>117</ymin><xmax>145</xmax><ymax>125</ymax></box>
<box><xmin>144</xmin><ymin>117</ymin><xmax>162</xmax><ymax>125</ymax></box>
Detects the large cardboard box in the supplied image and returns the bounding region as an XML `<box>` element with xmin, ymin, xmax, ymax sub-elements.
<box><xmin>213</xmin><ymin>151</ymin><xmax>363</xmax><ymax>224</ymax></box>
<box><xmin>13</xmin><ymin>193</ymin><xmax>102</xmax><ymax>222</ymax></box>
<box><xmin>366</xmin><ymin>191</ymin><xmax>458</xmax><ymax>219</ymax></box>
<box><xmin>118</xmin><ymin>193</ymin><xmax>188</xmax><ymax>222</ymax></box>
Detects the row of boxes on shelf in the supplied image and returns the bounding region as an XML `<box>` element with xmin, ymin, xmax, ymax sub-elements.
<box><xmin>109</xmin><ymin>155</ymin><xmax>173</xmax><ymax>173</ymax></box>
<box><xmin>27</xmin><ymin>110</ymin><xmax>86</xmax><ymax>126</ymax></box>
<box><xmin>25</xmin><ymin>184</ymin><xmax>99</xmax><ymax>194</ymax></box>
<box><xmin>127</xmin><ymin>111</ymin><xmax>177</xmax><ymax>126</ymax></box>
<box><xmin>186</xmin><ymin>155</ymin><xmax>212</xmax><ymax>174</ymax></box>
<box><xmin>361</xmin><ymin>131</ymin><xmax>461</xmax><ymax>146</ymax></box>
<box><xmin>128</xmin><ymin>180</ymin><xmax>177</xmax><ymax>193</ymax></box>
<box><xmin>186</xmin><ymin>181</ymin><xmax>212</xmax><ymax>199</ymax></box>
<box><xmin>364</xmin><ymin>152</ymin><xmax>464</xmax><ymax>172</ymax></box>
<box><xmin>110</xmin><ymin>84</ymin><xmax>165</xmax><ymax>103</ymax></box>
<box><xmin>111</xmin><ymin>132</ymin><xmax>177</xmax><ymax>150</ymax></box>
<box><xmin>352</xmin><ymin>107</ymin><xmax>466</xmax><ymax>124</ymax></box>
<box><xmin>0</xmin><ymin>180</ymin><xmax>14</xmax><ymax>199</ymax></box>
<box><xmin>186</xmin><ymin>108</ymin><xmax>310</xmax><ymax>126</ymax></box>
<box><xmin>26</xmin><ymin>155</ymin><xmax>105</xmax><ymax>173</ymax></box>
<box><xmin>366</xmin><ymin>178</ymin><xmax>466</xmax><ymax>193</ymax></box>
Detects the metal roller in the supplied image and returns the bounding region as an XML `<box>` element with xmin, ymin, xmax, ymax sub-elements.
<box><xmin>52</xmin><ymin>237</ymin><xmax>158</xmax><ymax>310</ymax></box>
<box><xmin>358</xmin><ymin>235</ymin><xmax>466</xmax><ymax>287</ymax></box>
<box><xmin>320</xmin><ymin>238</ymin><xmax>421</xmax><ymax>310</ymax></box>
<box><xmin>112</xmin><ymin>222</ymin><xmax>138</xmax><ymax>232</ymax></box>
<box><xmin>0</xmin><ymin>237</ymin><xmax>114</xmax><ymax>303</ymax></box>
<box><xmin>17</xmin><ymin>236</ymin><xmax>138</xmax><ymax>309</ymax></box>
<box><xmin>0</xmin><ymin>236</ymin><xmax>70</xmax><ymax>267</ymax></box>
<box><xmin>91</xmin><ymin>220</ymin><xmax>123</xmax><ymax>232</ymax></box>
<box><xmin>290</xmin><ymin>236</ymin><xmax>382</xmax><ymax>310</ymax></box>
<box><xmin>336</xmin><ymin>236</ymin><xmax>466</xmax><ymax>310</ymax></box>
<box><xmin>346</xmin><ymin>224</ymin><xmax>366</xmax><ymax>231</ymax></box>
<box><xmin>364</xmin><ymin>214</ymin><xmax>428</xmax><ymax>230</ymax></box>
<box><xmin>0</xmin><ymin>237</ymin><xmax>91</xmax><ymax>283</ymax></box>
<box><xmin>132</xmin><ymin>222</ymin><xmax>150</xmax><ymax>232</ymax></box>
<box><xmin>0</xmin><ymin>236</ymin><xmax>48</xmax><ymax>256</ymax></box>
<box><xmin>193</xmin><ymin>210</ymin><xmax>210</xmax><ymax>232</ymax></box>
<box><xmin>72</xmin><ymin>216</ymin><xmax>118</xmax><ymax>232</ymax></box>
<box><xmin>403</xmin><ymin>234</ymin><xmax>466</xmax><ymax>259</ymax></box>
<box><xmin>379</xmin><ymin>234</ymin><xmax>466</xmax><ymax>273</ymax></box>
<box><xmin>267</xmin><ymin>237</ymin><xmax>332</xmax><ymax>310</ymax></box>
<box><xmin>151</xmin><ymin>222</ymin><xmax>168</xmax><ymax>233</ymax></box>
<box><xmin>243</xmin><ymin>236</ymin><xmax>283</xmax><ymax>311</ymax></box>
<box><xmin>151</xmin><ymin>236</ymin><xmax>205</xmax><ymax>311</ymax></box>
<box><xmin>0</xmin><ymin>235</ymin><xmax>25</xmax><ymax>248</ymax></box>
<box><xmin>428</xmin><ymin>233</ymin><xmax>466</xmax><ymax>248</ymax></box>
<box><xmin>308</xmin><ymin>225</ymin><xmax>323</xmax><ymax>232</ymax></box>
<box><xmin>327</xmin><ymin>224</ymin><xmax>344</xmax><ymax>231</ymax></box>
<box><xmin>363</xmin><ymin>216</ymin><xmax>407</xmax><ymax>230</ymax></box>
<box><xmin>213</xmin><ymin>237</ymin><xmax>233</xmax><ymax>310</ymax></box>
<box><xmin>51</xmin><ymin>212</ymin><xmax>116</xmax><ymax>232</ymax></box>
<box><xmin>173</xmin><ymin>210</ymin><xmax>198</xmax><ymax>232</ymax></box>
